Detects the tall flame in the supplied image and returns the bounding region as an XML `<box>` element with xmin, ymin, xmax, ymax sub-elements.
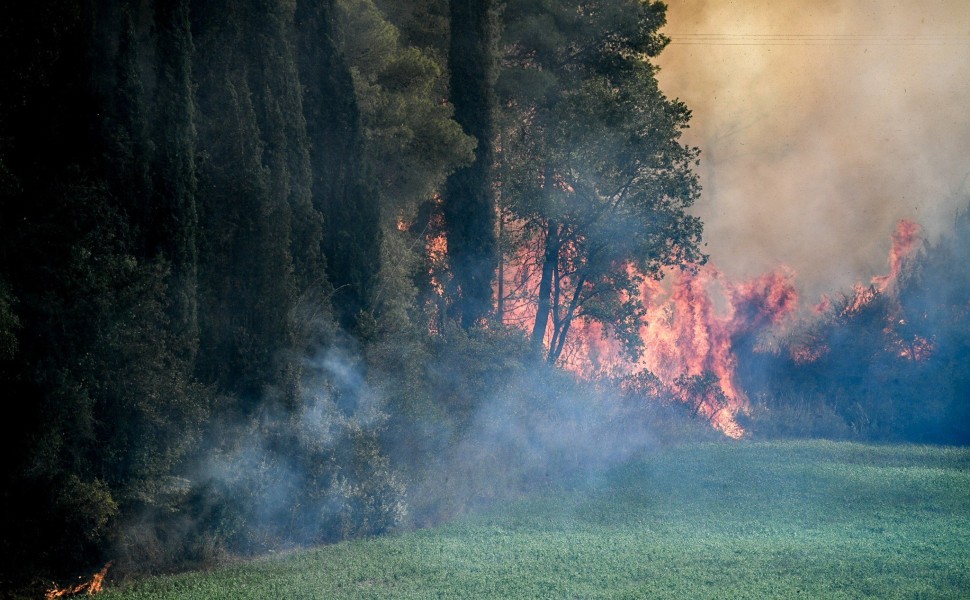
<box><xmin>802</xmin><ymin>219</ymin><xmax>929</xmax><ymax>363</ymax></box>
<box><xmin>872</xmin><ymin>219</ymin><xmax>922</xmax><ymax>294</ymax></box>
<box><xmin>587</xmin><ymin>265</ymin><xmax>797</xmax><ymax>438</ymax></box>
<box><xmin>821</xmin><ymin>219</ymin><xmax>924</xmax><ymax>316</ymax></box>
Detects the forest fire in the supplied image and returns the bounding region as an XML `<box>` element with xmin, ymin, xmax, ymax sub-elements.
<box><xmin>872</xmin><ymin>219</ymin><xmax>922</xmax><ymax>294</ymax></box>
<box><xmin>494</xmin><ymin>232</ymin><xmax>799</xmax><ymax>437</ymax></box>
<box><xmin>45</xmin><ymin>562</ymin><xmax>112</xmax><ymax>599</ymax></box>
<box><xmin>595</xmin><ymin>265</ymin><xmax>797</xmax><ymax>438</ymax></box>
<box><xmin>490</xmin><ymin>219</ymin><xmax>932</xmax><ymax>437</ymax></box>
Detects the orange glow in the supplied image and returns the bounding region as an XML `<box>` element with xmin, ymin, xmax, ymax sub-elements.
<box><xmin>423</xmin><ymin>196</ymin><xmax>450</xmax><ymax>305</ymax></box>
<box><xmin>790</xmin><ymin>343</ymin><xmax>829</xmax><ymax>364</ymax></box>
<box><xmin>633</xmin><ymin>265</ymin><xmax>797</xmax><ymax>438</ymax></box>
<box><xmin>898</xmin><ymin>335</ymin><xmax>934</xmax><ymax>361</ymax></box>
<box><xmin>839</xmin><ymin>219</ymin><xmax>923</xmax><ymax>317</ymax></box>
<box><xmin>803</xmin><ymin>219</ymin><xmax>931</xmax><ymax>364</ymax></box>
<box><xmin>45</xmin><ymin>562</ymin><xmax>112</xmax><ymax>599</ymax></box>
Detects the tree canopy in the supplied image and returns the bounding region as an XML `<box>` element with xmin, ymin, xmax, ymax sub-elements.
<box><xmin>496</xmin><ymin>0</ymin><xmax>705</xmax><ymax>362</ymax></box>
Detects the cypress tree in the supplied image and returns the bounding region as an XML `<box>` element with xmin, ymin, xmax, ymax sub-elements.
<box><xmin>243</xmin><ymin>0</ymin><xmax>326</xmax><ymax>296</ymax></box>
<box><xmin>106</xmin><ymin>6</ymin><xmax>152</xmax><ymax>231</ymax></box>
<box><xmin>192</xmin><ymin>0</ymin><xmax>301</xmax><ymax>404</ymax></box>
<box><xmin>296</xmin><ymin>0</ymin><xmax>380</xmax><ymax>332</ymax></box>
<box><xmin>442</xmin><ymin>0</ymin><xmax>497</xmax><ymax>329</ymax></box>
<box><xmin>152</xmin><ymin>0</ymin><xmax>200</xmax><ymax>359</ymax></box>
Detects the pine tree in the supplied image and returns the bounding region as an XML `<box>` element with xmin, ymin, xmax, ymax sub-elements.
<box><xmin>498</xmin><ymin>0</ymin><xmax>704</xmax><ymax>362</ymax></box>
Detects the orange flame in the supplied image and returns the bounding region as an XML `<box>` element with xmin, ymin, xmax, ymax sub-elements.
<box><xmin>803</xmin><ymin>219</ymin><xmax>932</xmax><ymax>363</ymax></box>
<box><xmin>871</xmin><ymin>219</ymin><xmax>922</xmax><ymax>294</ymax></box>
<box><xmin>633</xmin><ymin>265</ymin><xmax>797</xmax><ymax>437</ymax></box>
<box><xmin>898</xmin><ymin>334</ymin><xmax>933</xmax><ymax>361</ymax></box>
<box><xmin>45</xmin><ymin>562</ymin><xmax>112</xmax><ymax>599</ymax></box>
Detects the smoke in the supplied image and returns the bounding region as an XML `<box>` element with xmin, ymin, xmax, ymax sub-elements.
<box><xmin>654</xmin><ymin>0</ymin><xmax>970</xmax><ymax>304</ymax></box>
<box><xmin>187</xmin><ymin>341</ymin><xmax>406</xmax><ymax>555</ymax></box>
<box><xmin>402</xmin><ymin>360</ymin><xmax>714</xmax><ymax>527</ymax></box>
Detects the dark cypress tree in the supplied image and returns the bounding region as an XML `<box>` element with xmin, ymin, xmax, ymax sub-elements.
<box><xmin>442</xmin><ymin>0</ymin><xmax>497</xmax><ymax>329</ymax></box>
<box><xmin>152</xmin><ymin>0</ymin><xmax>200</xmax><ymax>359</ymax></box>
<box><xmin>295</xmin><ymin>0</ymin><xmax>381</xmax><ymax>332</ymax></box>
<box><xmin>241</xmin><ymin>0</ymin><xmax>326</xmax><ymax>297</ymax></box>
<box><xmin>192</xmin><ymin>0</ymin><xmax>302</xmax><ymax>404</ymax></box>
<box><xmin>0</xmin><ymin>1</ymin><xmax>211</xmax><ymax>581</ymax></box>
<box><xmin>105</xmin><ymin>6</ymin><xmax>153</xmax><ymax>228</ymax></box>
<box><xmin>0</xmin><ymin>1</ymin><xmax>117</xmax><ymax>579</ymax></box>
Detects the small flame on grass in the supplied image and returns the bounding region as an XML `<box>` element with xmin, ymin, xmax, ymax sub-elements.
<box><xmin>45</xmin><ymin>562</ymin><xmax>112</xmax><ymax>599</ymax></box>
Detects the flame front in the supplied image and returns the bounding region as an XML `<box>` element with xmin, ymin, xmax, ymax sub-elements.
<box><xmin>871</xmin><ymin>219</ymin><xmax>922</xmax><ymax>294</ymax></box>
<box><xmin>467</xmin><ymin>216</ymin><xmax>930</xmax><ymax>436</ymax></box>
<box><xmin>568</xmin><ymin>265</ymin><xmax>798</xmax><ymax>438</ymax></box>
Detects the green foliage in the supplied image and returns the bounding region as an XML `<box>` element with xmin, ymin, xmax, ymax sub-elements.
<box><xmin>0</xmin><ymin>279</ymin><xmax>19</xmax><ymax>360</ymax></box>
<box><xmin>192</xmin><ymin>0</ymin><xmax>302</xmax><ymax>404</ymax></box>
<box><xmin>296</xmin><ymin>0</ymin><xmax>381</xmax><ymax>331</ymax></box>
<box><xmin>334</xmin><ymin>0</ymin><xmax>475</xmax><ymax>335</ymax></box>
<box><xmin>374</xmin><ymin>0</ymin><xmax>449</xmax><ymax>65</ymax></box>
<box><xmin>336</xmin><ymin>0</ymin><xmax>474</xmax><ymax>220</ymax></box>
<box><xmin>99</xmin><ymin>442</ymin><xmax>970</xmax><ymax>599</ymax></box>
<box><xmin>104</xmin><ymin>6</ymin><xmax>153</xmax><ymax>238</ymax></box>
<box><xmin>54</xmin><ymin>475</ymin><xmax>120</xmax><ymax>556</ymax></box>
<box><xmin>150</xmin><ymin>0</ymin><xmax>201</xmax><ymax>371</ymax></box>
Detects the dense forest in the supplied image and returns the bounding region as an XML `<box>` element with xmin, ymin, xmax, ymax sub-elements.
<box><xmin>1</xmin><ymin>0</ymin><xmax>967</xmax><ymax>596</ymax></box>
<box><xmin>0</xmin><ymin>0</ymin><xmax>702</xmax><ymax>592</ymax></box>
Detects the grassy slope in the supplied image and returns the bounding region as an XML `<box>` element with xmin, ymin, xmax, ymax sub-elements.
<box><xmin>101</xmin><ymin>441</ymin><xmax>970</xmax><ymax>599</ymax></box>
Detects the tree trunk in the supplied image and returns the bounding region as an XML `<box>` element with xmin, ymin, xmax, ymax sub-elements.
<box><xmin>531</xmin><ymin>219</ymin><xmax>558</xmax><ymax>353</ymax></box>
<box><xmin>549</xmin><ymin>272</ymin><xmax>587</xmax><ymax>363</ymax></box>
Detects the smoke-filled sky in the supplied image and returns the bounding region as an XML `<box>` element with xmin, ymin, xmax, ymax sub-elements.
<box><xmin>654</xmin><ymin>0</ymin><xmax>970</xmax><ymax>304</ymax></box>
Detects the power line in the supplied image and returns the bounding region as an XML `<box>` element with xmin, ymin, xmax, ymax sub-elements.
<box><xmin>668</xmin><ymin>33</ymin><xmax>970</xmax><ymax>46</ymax></box>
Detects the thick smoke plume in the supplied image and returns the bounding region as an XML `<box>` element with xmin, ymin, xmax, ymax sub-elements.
<box><xmin>655</xmin><ymin>0</ymin><xmax>970</xmax><ymax>304</ymax></box>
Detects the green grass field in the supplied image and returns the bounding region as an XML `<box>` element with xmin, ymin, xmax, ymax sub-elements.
<box><xmin>100</xmin><ymin>441</ymin><xmax>970</xmax><ymax>599</ymax></box>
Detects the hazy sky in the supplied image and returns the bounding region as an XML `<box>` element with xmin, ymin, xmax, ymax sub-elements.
<box><xmin>654</xmin><ymin>0</ymin><xmax>970</xmax><ymax>304</ymax></box>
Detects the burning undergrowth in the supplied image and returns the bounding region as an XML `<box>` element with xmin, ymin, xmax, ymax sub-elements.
<box><xmin>44</xmin><ymin>563</ymin><xmax>112</xmax><ymax>600</ymax></box>
<box><xmin>736</xmin><ymin>216</ymin><xmax>970</xmax><ymax>443</ymax></box>
<box><xmin>493</xmin><ymin>225</ymin><xmax>801</xmax><ymax>438</ymax></box>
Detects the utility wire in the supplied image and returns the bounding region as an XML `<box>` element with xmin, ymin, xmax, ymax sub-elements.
<box><xmin>668</xmin><ymin>33</ymin><xmax>970</xmax><ymax>46</ymax></box>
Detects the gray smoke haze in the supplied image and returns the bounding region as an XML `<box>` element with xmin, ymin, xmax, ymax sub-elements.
<box><xmin>654</xmin><ymin>0</ymin><xmax>970</xmax><ymax>304</ymax></box>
